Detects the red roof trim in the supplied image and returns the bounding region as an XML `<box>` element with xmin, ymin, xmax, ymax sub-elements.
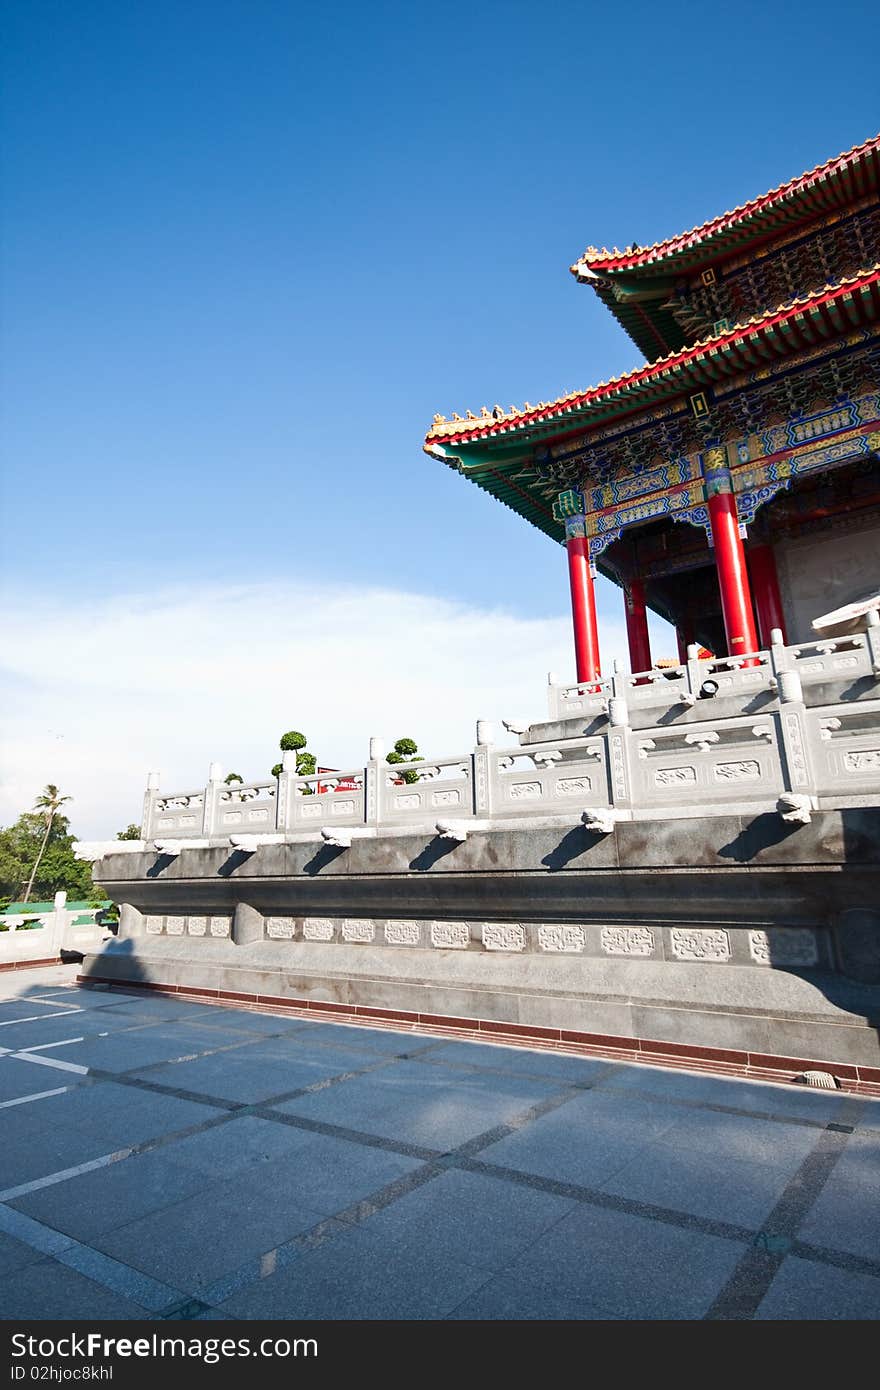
<box><xmin>431</xmin><ymin>269</ymin><xmax>880</xmax><ymax>446</ymax></box>
<box><xmin>578</xmin><ymin>135</ymin><xmax>879</xmax><ymax>273</ymax></box>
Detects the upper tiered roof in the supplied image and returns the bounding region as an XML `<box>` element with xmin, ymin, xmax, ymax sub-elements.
<box><xmin>570</xmin><ymin>135</ymin><xmax>880</xmax><ymax>360</ymax></box>
<box><xmin>425</xmin><ymin>136</ymin><xmax>880</xmax><ymax>549</ymax></box>
<box><xmin>572</xmin><ymin>135</ymin><xmax>880</xmax><ymax>277</ymax></box>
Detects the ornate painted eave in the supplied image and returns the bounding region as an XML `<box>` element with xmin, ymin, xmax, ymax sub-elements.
<box><xmin>569</xmin><ymin>135</ymin><xmax>880</xmax><ymax>361</ymax></box>
<box><xmin>570</xmin><ymin>135</ymin><xmax>880</xmax><ymax>278</ymax></box>
<box><xmin>426</xmin><ymin>264</ymin><xmax>880</xmax><ymax>449</ymax></box>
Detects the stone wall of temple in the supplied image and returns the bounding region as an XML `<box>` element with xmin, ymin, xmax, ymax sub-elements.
<box><xmin>776</xmin><ymin>517</ymin><xmax>879</xmax><ymax>642</ymax></box>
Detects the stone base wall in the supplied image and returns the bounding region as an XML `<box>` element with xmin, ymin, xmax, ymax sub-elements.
<box><xmin>77</xmin><ymin>807</ymin><xmax>880</xmax><ymax>1075</ymax></box>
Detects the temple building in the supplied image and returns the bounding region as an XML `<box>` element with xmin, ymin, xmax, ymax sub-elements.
<box><xmin>425</xmin><ymin>136</ymin><xmax>880</xmax><ymax>682</ymax></box>
<box><xmin>74</xmin><ymin>134</ymin><xmax>880</xmax><ymax>1092</ymax></box>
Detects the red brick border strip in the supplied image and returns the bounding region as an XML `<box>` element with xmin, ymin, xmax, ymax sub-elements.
<box><xmin>76</xmin><ymin>973</ymin><xmax>880</xmax><ymax>1098</ymax></box>
<box><xmin>0</xmin><ymin>956</ymin><xmax>62</xmax><ymax>973</ymax></box>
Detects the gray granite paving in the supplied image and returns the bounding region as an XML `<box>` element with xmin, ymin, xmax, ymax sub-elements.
<box><xmin>755</xmin><ymin>1257</ymin><xmax>880</xmax><ymax>1320</ymax></box>
<box><xmin>0</xmin><ymin>1257</ymin><xmax>149</xmax><ymax>1319</ymax></box>
<box><xmin>0</xmin><ymin>965</ymin><xmax>878</xmax><ymax>1320</ymax></box>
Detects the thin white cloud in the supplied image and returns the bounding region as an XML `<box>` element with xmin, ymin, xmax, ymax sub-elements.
<box><xmin>0</xmin><ymin>581</ymin><xmax>670</xmax><ymax>838</ymax></box>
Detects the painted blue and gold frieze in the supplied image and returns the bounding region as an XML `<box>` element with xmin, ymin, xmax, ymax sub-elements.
<box><xmin>760</xmin><ymin>403</ymin><xmax>862</xmax><ymax>457</ymax></box>
<box><xmin>734</xmin><ymin>415</ymin><xmax>880</xmax><ymax>493</ymax></box>
<box><xmin>583</xmin><ymin>479</ymin><xmax>707</xmax><ymax>556</ymax></box>
<box><xmin>587</xmin><ymin>457</ymin><xmax>698</xmax><ymax>511</ymax></box>
<box><xmin>554</xmin><ymin>389</ymin><xmax>880</xmax><ymax>552</ymax></box>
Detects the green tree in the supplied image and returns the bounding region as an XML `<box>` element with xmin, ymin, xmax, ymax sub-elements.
<box><xmin>386</xmin><ymin>737</ymin><xmax>423</xmax><ymax>785</ymax></box>
<box><xmin>0</xmin><ymin>808</ymin><xmax>93</xmax><ymax>904</ymax></box>
<box><xmin>224</xmin><ymin>772</ymin><xmax>243</xmax><ymax>785</ymax></box>
<box><xmin>116</xmin><ymin>824</ymin><xmax>141</xmax><ymax>841</ymax></box>
<box><xmin>276</xmin><ymin>730</ymin><xmax>317</xmax><ymax>781</ymax></box>
<box><xmin>22</xmin><ymin>785</ymin><xmax>71</xmax><ymax>903</ymax></box>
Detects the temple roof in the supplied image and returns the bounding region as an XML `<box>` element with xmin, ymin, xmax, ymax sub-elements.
<box><xmin>426</xmin><ymin>263</ymin><xmax>880</xmax><ymax>449</ymax></box>
<box><xmin>425</xmin><ymin>264</ymin><xmax>880</xmax><ymax>545</ymax></box>
<box><xmin>571</xmin><ymin>135</ymin><xmax>880</xmax><ymax>361</ymax></box>
<box><xmin>571</xmin><ymin>135</ymin><xmax>880</xmax><ymax>277</ymax></box>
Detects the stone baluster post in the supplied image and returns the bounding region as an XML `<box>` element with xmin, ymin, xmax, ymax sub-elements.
<box><xmin>51</xmin><ymin>890</ymin><xmax>68</xmax><ymax>956</ymax></box>
<box><xmin>366</xmin><ymin>737</ymin><xmax>384</xmax><ymax>827</ymax></box>
<box><xmin>547</xmin><ymin>671</ymin><xmax>558</xmax><ymax>721</ymax></box>
<box><xmin>275</xmin><ymin>750</ymin><xmax>297</xmax><ymax>831</ymax></box>
<box><xmin>201</xmin><ymin>763</ymin><xmax>223</xmax><ymax>837</ymax></box>
<box><xmin>768</xmin><ymin>627</ymin><xmax>788</xmax><ymax>680</ymax></box>
<box><xmin>473</xmin><ymin>720</ymin><xmax>495</xmax><ymax>816</ymax></box>
<box><xmin>141</xmin><ymin>772</ymin><xmax>161</xmax><ymax>841</ymax></box>
<box><xmin>605</xmin><ymin>683</ymin><xmax>632</xmax><ymax>814</ymax></box>
<box><xmin>685</xmin><ymin>642</ymin><xmax>705</xmax><ymax>702</ymax></box>
<box><xmin>774</xmin><ymin>666</ymin><xmax>815</xmax><ymax>802</ymax></box>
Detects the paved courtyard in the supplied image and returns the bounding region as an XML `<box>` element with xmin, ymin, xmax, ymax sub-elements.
<box><xmin>0</xmin><ymin>964</ymin><xmax>877</xmax><ymax>1321</ymax></box>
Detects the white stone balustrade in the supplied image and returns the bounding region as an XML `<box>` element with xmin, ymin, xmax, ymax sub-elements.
<box><xmin>132</xmin><ymin>640</ymin><xmax>880</xmax><ymax>847</ymax></box>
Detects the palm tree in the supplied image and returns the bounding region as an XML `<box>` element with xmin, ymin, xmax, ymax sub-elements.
<box><xmin>21</xmin><ymin>785</ymin><xmax>71</xmax><ymax>904</ymax></box>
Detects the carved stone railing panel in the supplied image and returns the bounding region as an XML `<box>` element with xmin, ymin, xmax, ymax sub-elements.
<box><xmin>807</xmin><ymin>703</ymin><xmax>880</xmax><ymax>793</ymax></box>
<box><xmin>289</xmin><ymin>770</ymin><xmax>367</xmax><ymax>827</ymax></box>
<box><xmin>378</xmin><ymin>754</ymin><xmax>475</xmax><ymax>824</ymax></box>
<box><xmin>547</xmin><ymin>676</ymin><xmax>613</xmax><ymax>721</ymax></box>
<box><xmin>786</xmin><ymin>635</ymin><xmax>873</xmax><ymax>685</ymax></box>
<box><xmin>150</xmin><ymin>789</ymin><xmax>206</xmax><ymax>838</ymax></box>
<box><xmin>493</xmin><ymin>741</ymin><xmax>608</xmax><ymax>814</ymax></box>
<box><xmin>631</xmin><ymin>716</ymin><xmax>784</xmax><ymax>805</ymax></box>
<box><xmin>625</xmin><ymin>665</ymin><xmax>690</xmax><ymax>709</ymax></box>
<box><xmin>216</xmin><ymin>782</ymin><xmax>276</xmax><ymax>831</ymax></box>
<box><xmin>696</xmin><ymin>652</ymin><xmax>775</xmax><ymax>697</ymax></box>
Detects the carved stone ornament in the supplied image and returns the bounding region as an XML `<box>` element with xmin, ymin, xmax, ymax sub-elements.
<box><xmin>341</xmin><ymin>919</ymin><xmax>374</xmax><ymax>943</ymax></box>
<box><xmin>655</xmin><ymin>766</ymin><xmax>697</xmax><ymax>787</ymax></box>
<box><xmin>845</xmin><ymin>749</ymin><xmax>880</xmax><ymax>772</ymax></box>
<box><xmin>601</xmin><ymin>926</ymin><xmax>655</xmax><ymax>957</ymax></box>
<box><xmin>538</xmin><ymin>924</ymin><xmax>586</xmax><ymax>953</ymax></box>
<box><xmin>508</xmin><ymin>782</ymin><xmax>542</xmax><ymax>800</ymax></box>
<box><xmin>714</xmin><ymin>760</ymin><xmax>760</xmax><ymax>781</ymax></box>
<box><xmin>430</xmin><ymin>921</ymin><xmax>470</xmax><ymax>949</ymax></box>
<box><xmin>431</xmin><ymin>789</ymin><xmax>462</xmax><ymax>807</ymax></box>
<box><xmin>384</xmin><ymin>920</ymin><xmax>421</xmax><ymax>945</ymax></box>
<box><xmin>669</xmin><ymin>927</ymin><xmax>731</xmax><ymax>961</ymax></box>
<box><xmin>303</xmin><ymin>917</ymin><xmax>334</xmax><ymax>941</ymax></box>
<box><xmin>482</xmin><ymin>923</ymin><xmax>526</xmax><ymax>952</ymax></box>
<box><xmin>556</xmin><ymin>776</ymin><xmax>591</xmax><ymax>795</ymax></box>
<box><xmin>266</xmin><ymin>917</ymin><xmax>296</xmax><ymax>939</ymax></box>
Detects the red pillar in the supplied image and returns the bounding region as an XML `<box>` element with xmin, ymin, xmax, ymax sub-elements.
<box><xmin>624</xmin><ymin>577</ymin><xmax>652</xmax><ymax>674</ymax></box>
<box><xmin>748</xmin><ymin>543</ymin><xmax>787</xmax><ymax>646</ymax></box>
<box><xmin>707</xmin><ymin>489</ymin><xmax>760</xmax><ymax>658</ymax></box>
<box><xmin>566</xmin><ymin>535</ymin><xmax>601</xmax><ymax>683</ymax></box>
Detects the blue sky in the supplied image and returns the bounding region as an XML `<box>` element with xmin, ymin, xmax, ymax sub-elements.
<box><xmin>1</xmin><ymin>0</ymin><xmax>878</xmax><ymax>833</ymax></box>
